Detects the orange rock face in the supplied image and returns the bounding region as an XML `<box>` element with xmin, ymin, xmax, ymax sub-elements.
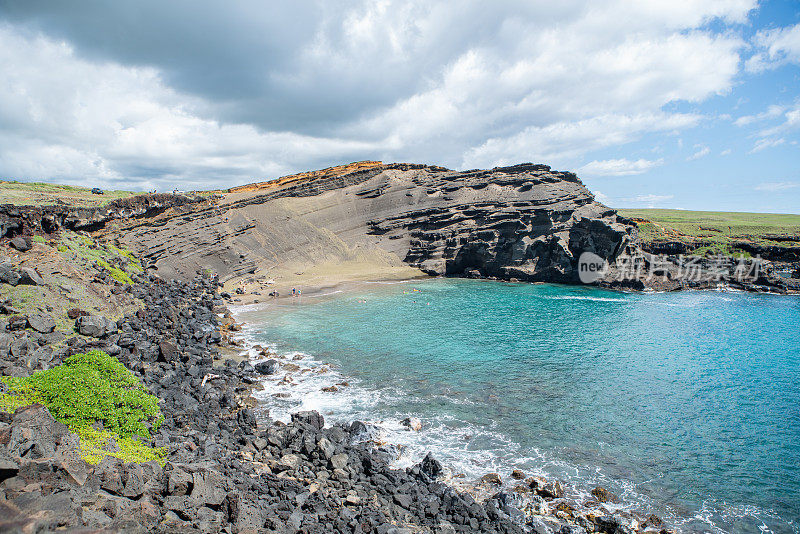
<box><xmin>228</xmin><ymin>160</ymin><xmax>384</xmax><ymax>193</ymax></box>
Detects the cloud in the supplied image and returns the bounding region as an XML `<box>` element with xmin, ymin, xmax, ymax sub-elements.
<box><xmin>746</xmin><ymin>22</ymin><xmax>800</xmax><ymax>72</ymax></box>
<box><xmin>754</xmin><ymin>181</ymin><xmax>799</xmax><ymax>192</ymax></box>
<box><xmin>0</xmin><ymin>26</ymin><xmax>380</xmax><ymax>189</ymax></box>
<box><xmin>720</xmin><ymin>148</ymin><xmax>732</xmax><ymax>155</ymax></box>
<box><xmin>593</xmin><ymin>190</ymin><xmax>611</xmax><ymax>204</ymax></box>
<box><xmin>687</xmin><ymin>145</ymin><xmax>711</xmax><ymax>160</ymax></box>
<box><xmin>621</xmin><ymin>193</ymin><xmax>675</xmax><ymax>207</ymax></box>
<box><xmin>741</xmin><ymin>102</ymin><xmax>800</xmax><ymax>153</ymax></box>
<box><xmin>734</xmin><ymin>104</ymin><xmax>785</xmax><ymax>126</ymax></box>
<box><xmin>579</xmin><ymin>158</ymin><xmax>664</xmax><ymax>176</ymax></box>
<box><xmin>751</xmin><ymin>137</ymin><xmax>786</xmax><ymax>152</ymax></box>
<box><xmin>0</xmin><ymin>1</ymin><xmax>757</xmax><ymax>188</ymax></box>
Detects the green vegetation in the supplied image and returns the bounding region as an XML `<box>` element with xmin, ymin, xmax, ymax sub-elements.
<box><xmin>31</xmin><ymin>235</ymin><xmax>45</xmax><ymax>244</ymax></box>
<box><xmin>96</xmin><ymin>259</ymin><xmax>134</xmax><ymax>284</ymax></box>
<box><xmin>618</xmin><ymin>209</ymin><xmax>800</xmax><ymax>255</ymax></box>
<box><xmin>0</xmin><ymin>350</ymin><xmax>164</xmax><ymax>465</ymax></box>
<box><xmin>58</xmin><ymin>231</ymin><xmax>142</xmax><ymax>283</ymax></box>
<box><xmin>0</xmin><ymin>180</ymin><xmax>137</xmax><ymax>207</ymax></box>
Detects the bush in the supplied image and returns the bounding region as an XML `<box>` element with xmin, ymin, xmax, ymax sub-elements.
<box><xmin>96</xmin><ymin>259</ymin><xmax>134</xmax><ymax>284</ymax></box>
<box><xmin>0</xmin><ymin>350</ymin><xmax>165</xmax><ymax>464</ymax></box>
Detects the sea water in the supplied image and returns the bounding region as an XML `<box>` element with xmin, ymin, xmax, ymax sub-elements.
<box><xmin>235</xmin><ymin>279</ymin><xmax>800</xmax><ymax>534</ymax></box>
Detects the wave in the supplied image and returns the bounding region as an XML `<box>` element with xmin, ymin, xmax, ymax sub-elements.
<box><xmin>542</xmin><ymin>295</ymin><xmax>627</xmax><ymax>302</ymax></box>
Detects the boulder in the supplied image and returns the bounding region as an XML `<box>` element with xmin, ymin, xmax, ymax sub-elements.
<box><xmin>67</xmin><ymin>308</ymin><xmax>88</xmax><ymax>320</ymax></box>
<box><xmin>17</xmin><ymin>267</ymin><xmax>44</xmax><ymax>286</ymax></box>
<box><xmin>0</xmin><ymin>333</ymin><xmax>13</xmax><ymax>357</ymax></box>
<box><xmin>159</xmin><ymin>340</ymin><xmax>180</xmax><ymax>362</ymax></box>
<box><xmin>276</xmin><ymin>453</ymin><xmax>302</xmax><ymax>472</ymax></box>
<box><xmin>28</xmin><ymin>313</ymin><xmax>55</xmax><ymax>334</ymax></box>
<box><xmin>167</xmin><ymin>465</ymin><xmax>193</xmax><ymax>496</ymax></box>
<box><xmin>191</xmin><ymin>468</ymin><xmax>227</xmax><ymax>507</ymax></box>
<box><xmin>591</xmin><ymin>486</ymin><xmax>620</xmax><ymax>504</ymax></box>
<box><xmin>480</xmin><ymin>473</ymin><xmax>502</xmax><ymax>485</ymax></box>
<box><xmin>7</xmin><ymin>405</ymin><xmax>71</xmax><ymax>459</ymax></box>
<box><xmin>291</xmin><ymin>410</ymin><xmax>324</xmax><ymax>430</ymax></box>
<box><xmin>0</xmin><ymin>261</ymin><xmax>21</xmax><ymax>286</ymax></box>
<box><xmin>401</xmin><ymin>417</ymin><xmax>422</xmax><ymax>431</ymax></box>
<box><xmin>76</xmin><ymin>315</ymin><xmax>117</xmax><ymax>337</ymax></box>
<box><xmin>95</xmin><ymin>456</ymin><xmax>125</xmax><ymax>495</ymax></box>
<box><xmin>536</xmin><ymin>479</ymin><xmax>564</xmax><ymax>500</ymax></box>
<box><xmin>317</xmin><ymin>437</ymin><xmax>335</xmax><ymax>460</ymax></box>
<box><xmin>9</xmin><ymin>237</ymin><xmax>30</xmax><ymax>252</ymax></box>
<box><xmin>329</xmin><ymin>453</ymin><xmax>348</xmax><ymax>470</ymax></box>
<box><xmin>254</xmin><ymin>359</ymin><xmax>279</xmax><ymax>375</ymax></box>
<box><xmin>7</xmin><ymin>315</ymin><xmax>28</xmax><ymax>330</ymax></box>
<box><xmin>420</xmin><ymin>452</ymin><xmax>443</xmax><ymax>479</ymax></box>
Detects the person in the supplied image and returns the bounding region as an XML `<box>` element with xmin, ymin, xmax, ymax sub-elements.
<box><xmin>291</xmin><ymin>287</ymin><xmax>296</xmax><ymax>297</ymax></box>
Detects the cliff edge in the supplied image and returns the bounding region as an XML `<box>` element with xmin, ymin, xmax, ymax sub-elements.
<box><xmin>106</xmin><ymin>162</ymin><xmax>638</xmax><ymax>292</ymax></box>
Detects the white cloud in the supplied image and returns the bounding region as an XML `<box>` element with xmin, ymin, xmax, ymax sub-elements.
<box><xmin>0</xmin><ymin>26</ymin><xmax>380</xmax><ymax>189</ymax></box>
<box><xmin>738</xmin><ymin>102</ymin><xmax>800</xmax><ymax>153</ymax></box>
<box><xmin>621</xmin><ymin>193</ymin><xmax>675</xmax><ymax>207</ymax></box>
<box><xmin>746</xmin><ymin>23</ymin><xmax>800</xmax><ymax>72</ymax></box>
<box><xmin>593</xmin><ymin>190</ymin><xmax>611</xmax><ymax>204</ymax></box>
<box><xmin>720</xmin><ymin>148</ymin><xmax>732</xmax><ymax>155</ymax></box>
<box><xmin>751</xmin><ymin>137</ymin><xmax>786</xmax><ymax>152</ymax></box>
<box><xmin>754</xmin><ymin>181</ymin><xmax>799</xmax><ymax>192</ymax></box>
<box><xmin>579</xmin><ymin>158</ymin><xmax>664</xmax><ymax>176</ymax></box>
<box><xmin>734</xmin><ymin>104</ymin><xmax>785</xmax><ymax>126</ymax></box>
<box><xmin>461</xmin><ymin>113</ymin><xmax>699</xmax><ymax>169</ymax></box>
<box><xmin>0</xmin><ymin>1</ymin><xmax>758</xmax><ymax>188</ymax></box>
<box><xmin>687</xmin><ymin>145</ymin><xmax>711</xmax><ymax>160</ymax></box>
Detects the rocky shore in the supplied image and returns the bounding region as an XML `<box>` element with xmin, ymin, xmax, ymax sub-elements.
<box><xmin>1</xmin><ymin>161</ymin><xmax>796</xmax><ymax>533</ymax></box>
<box><xmin>1</xmin><ymin>266</ymin><xmax>669</xmax><ymax>533</ymax></box>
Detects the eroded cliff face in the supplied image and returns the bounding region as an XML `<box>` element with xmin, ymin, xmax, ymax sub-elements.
<box><xmin>364</xmin><ymin>163</ymin><xmax>637</xmax><ymax>283</ymax></box>
<box><xmin>109</xmin><ymin>162</ymin><xmax>639</xmax><ymax>288</ymax></box>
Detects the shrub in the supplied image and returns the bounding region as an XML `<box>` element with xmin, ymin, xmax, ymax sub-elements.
<box><xmin>0</xmin><ymin>350</ymin><xmax>164</xmax><ymax>464</ymax></box>
<box><xmin>78</xmin><ymin>427</ymin><xmax>165</xmax><ymax>465</ymax></box>
<box><xmin>96</xmin><ymin>259</ymin><xmax>134</xmax><ymax>285</ymax></box>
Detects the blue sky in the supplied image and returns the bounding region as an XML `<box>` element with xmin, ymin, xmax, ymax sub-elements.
<box><xmin>0</xmin><ymin>0</ymin><xmax>798</xmax><ymax>213</ymax></box>
<box><xmin>582</xmin><ymin>1</ymin><xmax>800</xmax><ymax>212</ymax></box>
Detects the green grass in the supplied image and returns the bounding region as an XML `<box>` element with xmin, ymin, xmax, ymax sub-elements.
<box><xmin>0</xmin><ymin>350</ymin><xmax>164</xmax><ymax>465</ymax></box>
<box><xmin>618</xmin><ymin>209</ymin><xmax>800</xmax><ymax>253</ymax></box>
<box><xmin>0</xmin><ymin>180</ymin><xmax>137</xmax><ymax>207</ymax></box>
<box><xmin>58</xmin><ymin>231</ymin><xmax>142</xmax><ymax>284</ymax></box>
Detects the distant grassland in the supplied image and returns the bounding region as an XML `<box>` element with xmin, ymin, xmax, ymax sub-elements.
<box><xmin>0</xmin><ymin>180</ymin><xmax>136</xmax><ymax>207</ymax></box>
<box><xmin>617</xmin><ymin>209</ymin><xmax>800</xmax><ymax>254</ymax></box>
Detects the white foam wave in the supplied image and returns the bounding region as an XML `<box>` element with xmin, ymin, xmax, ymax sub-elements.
<box><xmin>542</xmin><ymin>295</ymin><xmax>627</xmax><ymax>303</ymax></box>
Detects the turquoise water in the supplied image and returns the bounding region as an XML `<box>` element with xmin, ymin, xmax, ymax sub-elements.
<box><xmin>238</xmin><ymin>279</ymin><xmax>800</xmax><ymax>533</ymax></box>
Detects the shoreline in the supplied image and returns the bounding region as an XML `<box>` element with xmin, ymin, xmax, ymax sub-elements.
<box><xmin>228</xmin><ymin>277</ymin><xmax>800</xmax><ymax>534</ymax></box>
<box><xmin>228</xmin><ymin>289</ymin><xmax>675</xmax><ymax>534</ymax></box>
<box><xmin>225</xmin><ymin>273</ymin><xmax>800</xmax><ymax>314</ymax></box>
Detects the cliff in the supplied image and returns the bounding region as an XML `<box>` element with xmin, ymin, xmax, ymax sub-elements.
<box><xmin>3</xmin><ymin>162</ymin><xmax>795</xmax><ymax>294</ymax></box>
<box><xmin>108</xmin><ymin>162</ymin><xmax>640</xmax><ymax>290</ymax></box>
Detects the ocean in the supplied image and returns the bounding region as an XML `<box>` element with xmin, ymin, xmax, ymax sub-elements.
<box><xmin>234</xmin><ymin>279</ymin><xmax>800</xmax><ymax>534</ymax></box>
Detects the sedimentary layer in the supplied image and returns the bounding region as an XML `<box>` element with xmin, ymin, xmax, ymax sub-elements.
<box><xmin>108</xmin><ymin>162</ymin><xmax>640</xmax><ymax>289</ymax></box>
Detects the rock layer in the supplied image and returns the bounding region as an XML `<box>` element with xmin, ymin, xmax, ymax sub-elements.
<box><xmin>113</xmin><ymin>162</ymin><xmax>639</xmax><ymax>287</ymax></box>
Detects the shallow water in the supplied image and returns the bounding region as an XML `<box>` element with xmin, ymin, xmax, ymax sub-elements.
<box><xmin>236</xmin><ymin>279</ymin><xmax>800</xmax><ymax>534</ymax></box>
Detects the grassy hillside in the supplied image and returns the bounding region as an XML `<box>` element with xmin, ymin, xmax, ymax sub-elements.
<box><xmin>618</xmin><ymin>208</ymin><xmax>800</xmax><ymax>255</ymax></box>
<box><xmin>0</xmin><ymin>180</ymin><xmax>137</xmax><ymax>207</ymax></box>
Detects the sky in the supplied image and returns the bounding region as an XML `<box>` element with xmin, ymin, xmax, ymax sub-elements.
<box><xmin>0</xmin><ymin>1</ymin><xmax>798</xmax><ymax>212</ymax></box>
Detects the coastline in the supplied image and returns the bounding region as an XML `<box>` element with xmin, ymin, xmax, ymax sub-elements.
<box><xmin>228</xmin><ymin>276</ymin><xmax>800</xmax><ymax>534</ymax></box>
<box><xmin>228</xmin><ymin>281</ymin><xmax>675</xmax><ymax>534</ymax></box>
